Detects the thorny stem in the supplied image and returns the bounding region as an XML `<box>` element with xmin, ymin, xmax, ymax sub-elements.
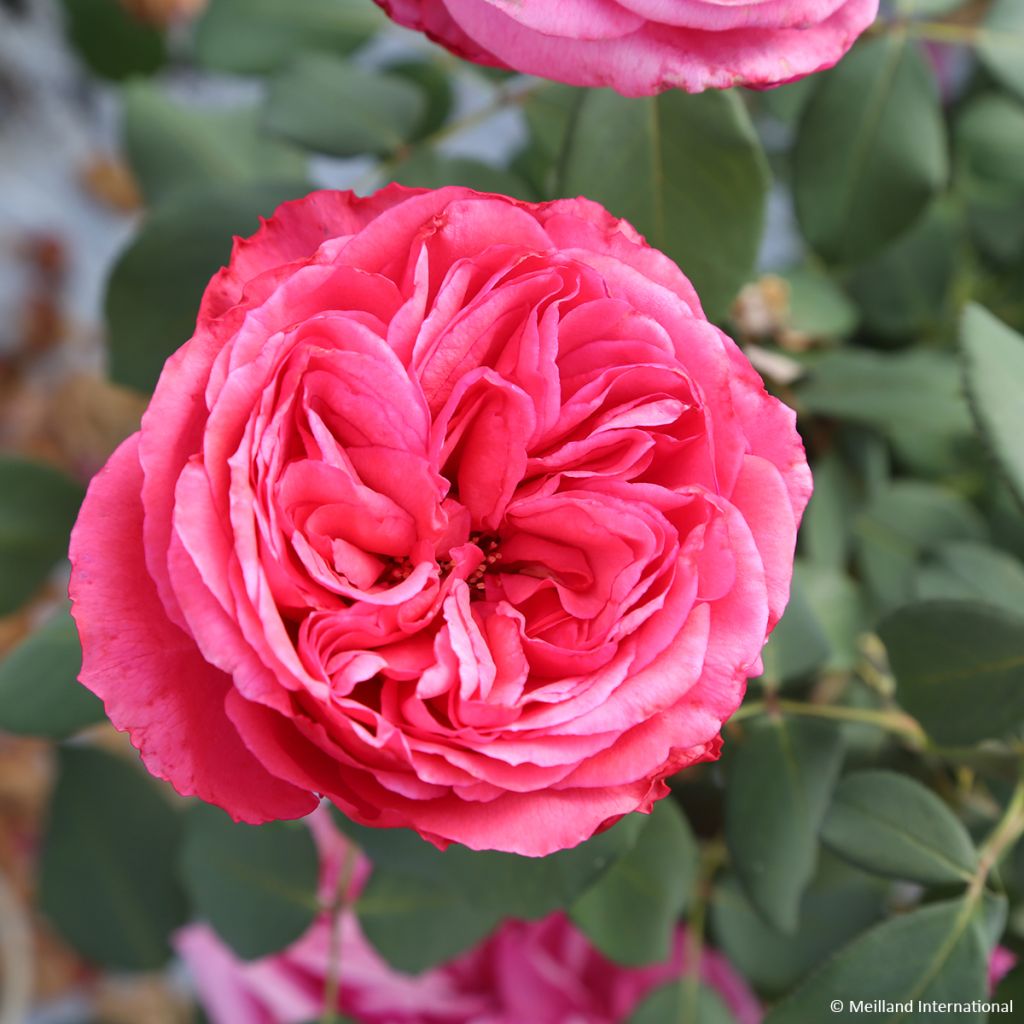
<box><xmin>321</xmin><ymin>843</ymin><xmax>361</xmax><ymax>1024</ymax></box>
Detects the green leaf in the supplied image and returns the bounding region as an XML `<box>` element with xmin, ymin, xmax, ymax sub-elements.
<box><xmin>978</xmin><ymin>888</ymin><xmax>1008</xmax><ymax>951</ymax></box>
<box><xmin>915</xmin><ymin>541</ymin><xmax>1024</xmax><ymax>612</ymax></box>
<box><xmin>711</xmin><ymin>858</ymin><xmax>887</xmax><ymax>997</ymax></box>
<box><xmin>460</xmin><ymin>816</ymin><xmax>646</xmax><ymax>920</ymax></box>
<box><xmin>880</xmin><ymin>599</ymin><xmax>1024</xmax><ymax>747</ymax></box>
<box><xmin>194</xmin><ymin>0</ymin><xmax>385</xmax><ymax>74</ymax></box>
<box><xmin>764</xmin><ymin>897</ymin><xmax>990</xmax><ymax>1023</ymax></box>
<box><xmin>847</xmin><ymin>431</ymin><xmax>892</xmax><ymax>501</ymax></box>
<box><xmin>628</xmin><ymin>980</ymin><xmax>738</xmax><ymax>1024</ymax></box>
<box><xmin>346</xmin><ymin>813</ymin><xmax>644</xmax><ymax>972</ymax></box>
<box><xmin>355</xmin><ymin>869</ymin><xmax>500</xmax><ymax>972</ymax></box>
<box><xmin>570</xmin><ymin>800</ymin><xmax>698</xmax><ymax>966</ymax></box>
<box><xmin>798</xmin><ymin>349</ymin><xmax>974</xmax><ymax>476</ymax></box>
<box><xmin>60</xmin><ymin>0</ymin><xmax>165</xmax><ymax>81</ymax></box>
<box><xmin>106</xmin><ymin>180</ymin><xmax>310</xmax><ymax>393</ymax></box>
<box><xmin>799</xmin><ymin>350</ymin><xmax>968</xmax><ymax>433</ymax></box>
<box><xmin>757</xmin><ymin>77</ymin><xmax>816</xmax><ymax>125</ymax></box>
<box><xmin>122</xmin><ymin>82</ymin><xmax>307</xmax><ymax>204</ymax></box>
<box><xmin>386</xmin><ymin>60</ymin><xmax>455</xmax><ymax>142</ymax></box>
<box><xmin>821</xmin><ymin>771</ymin><xmax>977</xmax><ymax>885</ymax></box>
<box><xmin>995</xmin><ymin>964</ymin><xmax>1024</xmax><ymax>1006</ymax></box>
<box><xmin>988</xmin><ymin>481</ymin><xmax>1024</xmax><ymax>562</ymax></box>
<box><xmin>962</xmin><ymin>304</ymin><xmax>1024</xmax><ymax>508</ymax></box>
<box><xmin>794</xmin><ymin>35</ymin><xmax>947</xmax><ymax>265</ymax></box>
<box><xmin>340</xmin><ymin>811</ymin><xmax>642</xmax><ymax>917</ymax></box>
<box><xmin>781</xmin><ymin>265</ymin><xmax>859</xmax><ymax>342</ymax></box>
<box><xmin>517</xmin><ymin>83</ymin><xmax>582</xmax><ymax>198</ymax></box>
<box><xmin>855</xmin><ymin>482</ymin><xmax>987</xmax><ymax>612</ymax></box>
<box><xmin>898</xmin><ymin>0</ymin><xmax>970</xmax><ymax>14</ymax></box>
<box><xmin>560</xmin><ymin>88</ymin><xmax>769</xmax><ymax>320</ymax></box>
<box><xmin>389</xmin><ymin>152</ymin><xmax>533</xmax><ymax>197</ymax></box>
<box><xmin>39</xmin><ymin>747</ymin><xmax>187</xmax><ymax>970</ymax></box>
<box><xmin>180</xmin><ymin>804</ymin><xmax>320</xmax><ymax>960</ymax></box>
<box><xmin>844</xmin><ymin>202</ymin><xmax>960</xmax><ymax>340</ymax></box>
<box><xmin>522</xmin><ymin>84</ymin><xmax>580</xmax><ymax>161</ymax></box>
<box><xmin>802</xmin><ymin>453</ymin><xmax>858</xmax><ymax>570</ymax></box>
<box><xmin>956</xmin><ymin>94</ymin><xmax>1024</xmax><ymax>197</ymax></box>
<box><xmin>725</xmin><ymin>717</ymin><xmax>844</xmax><ymax>934</ymax></box>
<box><xmin>0</xmin><ymin>607</ymin><xmax>102</xmax><ymax>738</ymax></box>
<box><xmin>955</xmin><ymin>94</ymin><xmax>1024</xmax><ymax>263</ymax></box>
<box><xmin>0</xmin><ymin>457</ymin><xmax>83</xmax><ymax>615</ymax></box>
<box><xmin>799</xmin><ymin>563</ymin><xmax>866</xmax><ymax>674</ymax></box>
<box><xmin>977</xmin><ymin>0</ymin><xmax>1024</xmax><ymax>102</ymax></box>
<box><xmin>264</xmin><ymin>56</ymin><xmax>424</xmax><ymax>158</ymax></box>
<box><xmin>757</xmin><ymin>565</ymin><xmax>831</xmax><ymax>688</ymax></box>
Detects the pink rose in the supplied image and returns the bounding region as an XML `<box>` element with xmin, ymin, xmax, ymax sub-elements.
<box><xmin>373</xmin><ymin>0</ymin><xmax>879</xmax><ymax>95</ymax></box>
<box><xmin>69</xmin><ymin>185</ymin><xmax>810</xmax><ymax>855</ymax></box>
<box><xmin>175</xmin><ymin>812</ymin><xmax>762</xmax><ymax>1024</ymax></box>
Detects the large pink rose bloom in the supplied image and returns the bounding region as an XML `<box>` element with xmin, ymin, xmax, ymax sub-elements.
<box><xmin>374</xmin><ymin>0</ymin><xmax>879</xmax><ymax>95</ymax></box>
<box><xmin>69</xmin><ymin>186</ymin><xmax>810</xmax><ymax>855</ymax></box>
<box><xmin>175</xmin><ymin>814</ymin><xmax>762</xmax><ymax>1024</ymax></box>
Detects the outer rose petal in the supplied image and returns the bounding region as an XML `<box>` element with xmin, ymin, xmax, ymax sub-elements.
<box><xmin>617</xmin><ymin>0</ymin><xmax>851</xmax><ymax>31</ymax></box>
<box><xmin>374</xmin><ymin>0</ymin><xmax>879</xmax><ymax>95</ymax></box>
<box><xmin>68</xmin><ymin>436</ymin><xmax>317</xmax><ymax>822</ymax></box>
<box><xmin>199</xmin><ymin>186</ymin><xmax>417</xmax><ymax>322</ymax></box>
<box><xmin>723</xmin><ymin>339</ymin><xmax>813</xmax><ymax>521</ymax></box>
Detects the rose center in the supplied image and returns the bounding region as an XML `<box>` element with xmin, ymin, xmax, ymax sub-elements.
<box><xmin>381</xmin><ymin>556</ymin><xmax>416</xmax><ymax>585</ymax></box>
<box><xmin>380</xmin><ymin>532</ymin><xmax>503</xmax><ymax>593</ymax></box>
<box><xmin>465</xmin><ymin>532</ymin><xmax>502</xmax><ymax>593</ymax></box>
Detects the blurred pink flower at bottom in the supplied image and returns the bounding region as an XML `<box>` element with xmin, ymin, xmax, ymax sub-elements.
<box><xmin>176</xmin><ymin>910</ymin><xmax>760</xmax><ymax>1024</ymax></box>
<box><xmin>177</xmin><ymin>809</ymin><xmax>759</xmax><ymax>1023</ymax></box>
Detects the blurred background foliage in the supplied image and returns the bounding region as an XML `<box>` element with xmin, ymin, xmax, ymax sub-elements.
<box><xmin>1</xmin><ymin>0</ymin><xmax>1024</xmax><ymax>1021</ymax></box>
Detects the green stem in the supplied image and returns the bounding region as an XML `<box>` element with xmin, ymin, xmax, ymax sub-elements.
<box><xmin>897</xmin><ymin>18</ymin><xmax>1024</xmax><ymax>48</ymax></box>
<box><xmin>731</xmin><ymin>698</ymin><xmax>926</xmax><ymax>744</ymax></box>
<box><xmin>967</xmin><ymin>772</ymin><xmax>1024</xmax><ymax>905</ymax></box>
<box><xmin>904</xmin><ymin>772</ymin><xmax>1024</xmax><ymax>1005</ymax></box>
<box><xmin>906</xmin><ymin>20</ymin><xmax>981</xmax><ymax>45</ymax></box>
<box><xmin>321</xmin><ymin>843</ymin><xmax>360</xmax><ymax>1024</ymax></box>
<box><xmin>677</xmin><ymin>842</ymin><xmax>725</xmax><ymax>1024</ymax></box>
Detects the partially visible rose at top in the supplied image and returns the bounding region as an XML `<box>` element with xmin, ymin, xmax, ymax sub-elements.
<box><xmin>373</xmin><ymin>0</ymin><xmax>879</xmax><ymax>95</ymax></box>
